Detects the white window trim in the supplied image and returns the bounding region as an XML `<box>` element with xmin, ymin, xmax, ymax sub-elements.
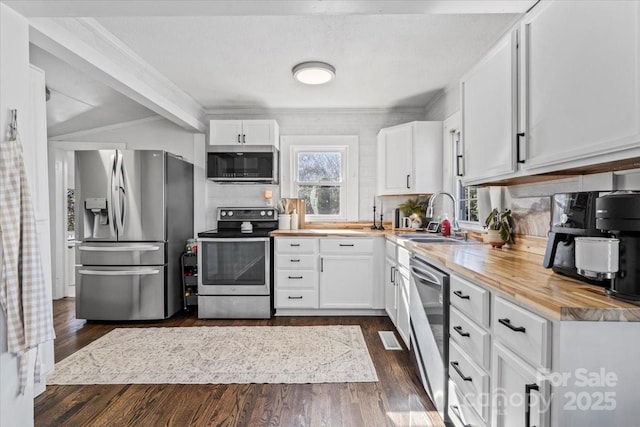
<box><xmin>280</xmin><ymin>135</ymin><xmax>359</xmax><ymax>222</ymax></box>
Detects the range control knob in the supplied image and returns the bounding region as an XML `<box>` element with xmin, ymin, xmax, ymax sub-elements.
<box><xmin>220</xmin><ymin>211</ymin><xmax>227</xmax><ymax>217</ymax></box>
<box><xmin>267</xmin><ymin>211</ymin><xmax>273</xmax><ymax>216</ymax></box>
<box><xmin>227</xmin><ymin>211</ymin><xmax>234</xmax><ymax>217</ymax></box>
<box><xmin>260</xmin><ymin>211</ymin><xmax>266</xmax><ymax>216</ymax></box>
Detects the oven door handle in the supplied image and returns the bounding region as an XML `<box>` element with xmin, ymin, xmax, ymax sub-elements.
<box><xmin>200</xmin><ymin>237</ymin><xmax>270</xmax><ymax>243</ymax></box>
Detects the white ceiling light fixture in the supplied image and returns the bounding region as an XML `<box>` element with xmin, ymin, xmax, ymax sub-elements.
<box><xmin>292</xmin><ymin>61</ymin><xmax>336</xmax><ymax>85</ymax></box>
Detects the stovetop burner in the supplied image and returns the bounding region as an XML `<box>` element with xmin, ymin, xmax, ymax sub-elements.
<box><xmin>198</xmin><ymin>207</ymin><xmax>278</xmax><ymax>238</ymax></box>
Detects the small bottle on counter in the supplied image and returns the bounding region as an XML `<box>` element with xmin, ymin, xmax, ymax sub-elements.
<box><xmin>291</xmin><ymin>208</ymin><xmax>299</xmax><ymax>230</ymax></box>
<box><xmin>441</xmin><ymin>213</ymin><xmax>451</xmax><ymax>237</ymax></box>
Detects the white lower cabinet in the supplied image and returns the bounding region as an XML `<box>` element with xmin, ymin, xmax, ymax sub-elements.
<box><xmin>274</xmin><ymin>238</ymin><xmax>319</xmax><ymax>309</ymax></box>
<box><xmin>384</xmin><ymin>255</ymin><xmax>398</xmax><ymax>324</ymax></box>
<box><xmin>274</xmin><ymin>236</ymin><xmax>383</xmax><ymax>313</ymax></box>
<box><xmin>320</xmin><ymin>255</ymin><xmax>374</xmax><ymax>308</ymax></box>
<box><xmin>492</xmin><ymin>342</ymin><xmax>549</xmax><ymax>427</ymax></box>
<box><xmin>384</xmin><ymin>239</ymin><xmax>411</xmax><ymax>348</ymax></box>
<box><xmin>395</xmin><ymin>265</ymin><xmax>410</xmax><ymax>348</ymax></box>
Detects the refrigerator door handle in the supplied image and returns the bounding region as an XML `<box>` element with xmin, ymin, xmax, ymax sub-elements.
<box><xmin>107</xmin><ymin>152</ymin><xmax>117</xmax><ymax>237</ymax></box>
<box><xmin>114</xmin><ymin>150</ymin><xmax>126</xmax><ymax>235</ymax></box>
<box><xmin>78</xmin><ymin>268</ymin><xmax>161</xmax><ymax>276</ymax></box>
<box><xmin>78</xmin><ymin>244</ymin><xmax>160</xmax><ymax>252</ymax></box>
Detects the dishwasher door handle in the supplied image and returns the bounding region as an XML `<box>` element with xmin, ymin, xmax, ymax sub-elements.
<box><xmin>410</xmin><ymin>267</ymin><xmax>442</xmax><ymax>288</ymax></box>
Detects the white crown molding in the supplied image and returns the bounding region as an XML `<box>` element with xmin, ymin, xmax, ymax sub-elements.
<box><xmin>204</xmin><ymin>106</ymin><xmax>428</xmax><ymax>116</ymax></box>
<box><xmin>49</xmin><ymin>115</ymin><xmax>164</xmax><ymax>141</ymax></box>
<box><xmin>28</xmin><ymin>16</ymin><xmax>207</xmax><ymax>132</ymax></box>
<box><xmin>6</xmin><ymin>1</ymin><xmax>537</xmax><ymax>17</ymax></box>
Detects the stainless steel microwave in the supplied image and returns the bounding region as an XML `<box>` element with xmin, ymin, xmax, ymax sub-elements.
<box><xmin>206</xmin><ymin>145</ymin><xmax>278</xmax><ymax>183</ymax></box>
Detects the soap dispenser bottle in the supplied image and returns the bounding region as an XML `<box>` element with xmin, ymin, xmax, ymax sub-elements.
<box><xmin>441</xmin><ymin>213</ymin><xmax>451</xmax><ymax>237</ymax></box>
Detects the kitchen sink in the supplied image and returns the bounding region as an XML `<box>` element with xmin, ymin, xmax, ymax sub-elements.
<box><xmin>396</xmin><ymin>234</ymin><xmax>480</xmax><ymax>245</ymax></box>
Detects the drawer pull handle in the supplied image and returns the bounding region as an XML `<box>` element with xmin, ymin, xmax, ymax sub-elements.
<box><xmin>453</xmin><ymin>290</ymin><xmax>470</xmax><ymax>300</ymax></box>
<box><xmin>525</xmin><ymin>383</ymin><xmax>540</xmax><ymax>427</ymax></box>
<box><xmin>450</xmin><ymin>405</ymin><xmax>472</xmax><ymax>427</ymax></box>
<box><xmin>339</xmin><ymin>243</ymin><xmax>354</xmax><ymax>247</ymax></box>
<box><xmin>290</xmin><ymin>243</ymin><xmax>301</xmax><ymax>247</ymax></box>
<box><xmin>453</xmin><ymin>326</ymin><xmax>470</xmax><ymax>337</ymax></box>
<box><xmin>498</xmin><ymin>318</ymin><xmax>526</xmax><ymax>333</ymax></box>
<box><xmin>450</xmin><ymin>361</ymin><xmax>472</xmax><ymax>382</ymax></box>
<box><xmin>287</xmin><ymin>275</ymin><xmax>303</xmax><ymax>279</ymax></box>
<box><xmin>287</xmin><ymin>296</ymin><xmax>303</xmax><ymax>300</ymax></box>
<box><xmin>290</xmin><ymin>259</ymin><xmax>301</xmax><ymax>263</ymax></box>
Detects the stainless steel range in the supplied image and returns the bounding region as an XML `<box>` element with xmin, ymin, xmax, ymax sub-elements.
<box><xmin>197</xmin><ymin>207</ymin><xmax>278</xmax><ymax>319</ymax></box>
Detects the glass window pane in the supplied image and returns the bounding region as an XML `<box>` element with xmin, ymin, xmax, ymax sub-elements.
<box><xmin>298</xmin><ymin>185</ymin><xmax>340</xmax><ymax>215</ymax></box>
<box><xmin>297</xmin><ymin>152</ymin><xmax>342</xmax><ymax>182</ymax></box>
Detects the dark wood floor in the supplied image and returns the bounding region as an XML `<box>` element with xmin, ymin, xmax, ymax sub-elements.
<box><xmin>35</xmin><ymin>299</ymin><xmax>444</xmax><ymax>427</ymax></box>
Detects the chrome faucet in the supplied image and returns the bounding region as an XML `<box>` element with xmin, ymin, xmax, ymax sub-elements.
<box><xmin>426</xmin><ymin>191</ymin><xmax>461</xmax><ymax>232</ymax></box>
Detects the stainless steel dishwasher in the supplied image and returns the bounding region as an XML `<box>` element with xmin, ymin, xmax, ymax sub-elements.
<box><xmin>409</xmin><ymin>254</ymin><xmax>450</xmax><ymax>424</ymax></box>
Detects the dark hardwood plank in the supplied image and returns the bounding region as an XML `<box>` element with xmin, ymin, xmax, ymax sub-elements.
<box><xmin>35</xmin><ymin>298</ymin><xmax>445</xmax><ymax>427</ymax></box>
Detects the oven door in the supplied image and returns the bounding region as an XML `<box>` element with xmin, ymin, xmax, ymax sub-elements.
<box><xmin>198</xmin><ymin>237</ymin><xmax>270</xmax><ymax>295</ymax></box>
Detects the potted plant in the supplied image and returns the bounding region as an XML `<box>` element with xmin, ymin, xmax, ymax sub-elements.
<box><xmin>398</xmin><ymin>197</ymin><xmax>427</xmax><ymax>228</ymax></box>
<box><xmin>483</xmin><ymin>208</ymin><xmax>515</xmax><ymax>248</ymax></box>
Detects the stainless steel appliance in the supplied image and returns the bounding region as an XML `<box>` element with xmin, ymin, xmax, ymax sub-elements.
<box><xmin>197</xmin><ymin>207</ymin><xmax>278</xmax><ymax>318</ymax></box>
<box><xmin>595</xmin><ymin>191</ymin><xmax>640</xmax><ymax>300</ymax></box>
<box><xmin>207</xmin><ymin>145</ymin><xmax>278</xmax><ymax>183</ymax></box>
<box><xmin>75</xmin><ymin>150</ymin><xmax>193</xmax><ymax>320</ymax></box>
<box><xmin>542</xmin><ymin>191</ymin><xmax>607</xmax><ymax>285</ymax></box>
<box><xmin>409</xmin><ymin>254</ymin><xmax>449</xmax><ymax>423</ymax></box>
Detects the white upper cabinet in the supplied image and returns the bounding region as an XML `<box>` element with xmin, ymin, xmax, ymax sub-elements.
<box><xmin>519</xmin><ymin>0</ymin><xmax>640</xmax><ymax>171</ymax></box>
<box><xmin>377</xmin><ymin>121</ymin><xmax>442</xmax><ymax>195</ymax></box>
<box><xmin>460</xmin><ymin>31</ymin><xmax>518</xmax><ymax>184</ymax></box>
<box><xmin>209</xmin><ymin>119</ymin><xmax>279</xmax><ymax>148</ymax></box>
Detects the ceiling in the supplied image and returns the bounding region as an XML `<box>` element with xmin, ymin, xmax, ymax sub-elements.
<box><xmin>9</xmin><ymin>1</ymin><xmax>534</xmax><ymax>135</ymax></box>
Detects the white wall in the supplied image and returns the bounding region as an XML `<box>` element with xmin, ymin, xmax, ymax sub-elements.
<box><xmin>424</xmin><ymin>83</ymin><xmax>461</xmax><ymax>121</ymax></box>
<box><xmin>0</xmin><ymin>4</ymin><xmax>38</xmax><ymax>426</ymax></box>
<box><xmin>205</xmin><ymin>109</ymin><xmax>425</xmax><ymax>228</ymax></box>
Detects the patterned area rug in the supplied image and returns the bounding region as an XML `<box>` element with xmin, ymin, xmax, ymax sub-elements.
<box><xmin>47</xmin><ymin>325</ymin><xmax>378</xmax><ymax>385</ymax></box>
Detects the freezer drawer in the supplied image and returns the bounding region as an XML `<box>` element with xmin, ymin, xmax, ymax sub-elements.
<box><xmin>76</xmin><ymin>242</ymin><xmax>165</xmax><ymax>266</ymax></box>
<box><xmin>76</xmin><ymin>265</ymin><xmax>167</xmax><ymax>320</ymax></box>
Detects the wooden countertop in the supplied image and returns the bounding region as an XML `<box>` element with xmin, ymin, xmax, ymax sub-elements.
<box><xmin>271</xmin><ymin>227</ymin><xmax>640</xmax><ymax>321</ymax></box>
<box><xmin>401</xmin><ymin>238</ymin><xmax>640</xmax><ymax>322</ymax></box>
<box><xmin>270</xmin><ymin>228</ymin><xmax>387</xmax><ymax>237</ymax></box>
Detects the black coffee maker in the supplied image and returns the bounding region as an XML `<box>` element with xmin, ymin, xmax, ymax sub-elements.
<box><xmin>595</xmin><ymin>191</ymin><xmax>640</xmax><ymax>301</ymax></box>
<box><xmin>543</xmin><ymin>192</ymin><xmax>608</xmax><ymax>285</ymax></box>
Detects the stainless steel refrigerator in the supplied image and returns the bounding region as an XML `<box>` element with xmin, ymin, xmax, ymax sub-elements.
<box><xmin>74</xmin><ymin>150</ymin><xmax>193</xmax><ymax>320</ymax></box>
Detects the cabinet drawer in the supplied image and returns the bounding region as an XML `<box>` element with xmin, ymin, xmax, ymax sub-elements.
<box><xmin>320</xmin><ymin>238</ymin><xmax>373</xmax><ymax>254</ymax></box>
<box><xmin>448</xmin><ymin>380</ymin><xmax>487</xmax><ymax>427</ymax></box>
<box><xmin>493</xmin><ymin>296</ymin><xmax>550</xmax><ymax>369</ymax></box>
<box><xmin>385</xmin><ymin>239</ymin><xmax>397</xmax><ymax>259</ymax></box>
<box><xmin>276</xmin><ymin>254</ymin><xmax>316</xmax><ymax>270</ymax></box>
<box><xmin>276</xmin><ymin>270</ymin><xmax>318</xmax><ymax>289</ymax></box>
<box><xmin>397</xmin><ymin>246</ymin><xmax>410</xmax><ymax>268</ymax></box>
<box><xmin>276</xmin><ymin>289</ymin><xmax>318</xmax><ymax>308</ymax></box>
<box><xmin>449</xmin><ymin>340</ymin><xmax>490</xmax><ymax>423</ymax></box>
<box><xmin>276</xmin><ymin>238</ymin><xmax>317</xmax><ymax>254</ymax></box>
<box><xmin>450</xmin><ymin>307</ymin><xmax>491</xmax><ymax>370</ymax></box>
<box><xmin>450</xmin><ymin>274</ymin><xmax>490</xmax><ymax>327</ymax></box>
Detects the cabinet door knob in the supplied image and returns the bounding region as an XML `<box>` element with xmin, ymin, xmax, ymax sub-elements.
<box><xmin>406</xmin><ymin>174</ymin><xmax>411</xmax><ymax>189</ymax></box>
<box><xmin>453</xmin><ymin>290</ymin><xmax>470</xmax><ymax>300</ymax></box>
<box><xmin>242</xmin><ymin>134</ymin><xmax>246</xmax><ymax>144</ymax></box>
<box><xmin>498</xmin><ymin>317</ymin><xmax>526</xmax><ymax>333</ymax></box>
<box><xmin>453</xmin><ymin>325</ymin><xmax>470</xmax><ymax>337</ymax></box>
<box><xmin>288</xmin><ymin>295</ymin><xmax>303</xmax><ymax>300</ymax></box>
<box><xmin>516</xmin><ymin>132</ymin><xmax>526</xmax><ymax>164</ymax></box>
<box><xmin>525</xmin><ymin>383</ymin><xmax>540</xmax><ymax>427</ymax></box>
<box><xmin>456</xmin><ymin>155</ymin><xmax>464</xmax><ymax>177</ymax></box>
<box><xmin>287</xmin><ymin>275</ymin><xmax>303</xmax><ymax>279</ymax></box>
<box><xmin>450</xmin><ymin>361</ymin><xmax>472</xmax><ymax>382</ymax></box>
<box><xmin>237</xmin><ymin>134</ymin><xmax>241</xmax><ymax>143</ymax></box>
